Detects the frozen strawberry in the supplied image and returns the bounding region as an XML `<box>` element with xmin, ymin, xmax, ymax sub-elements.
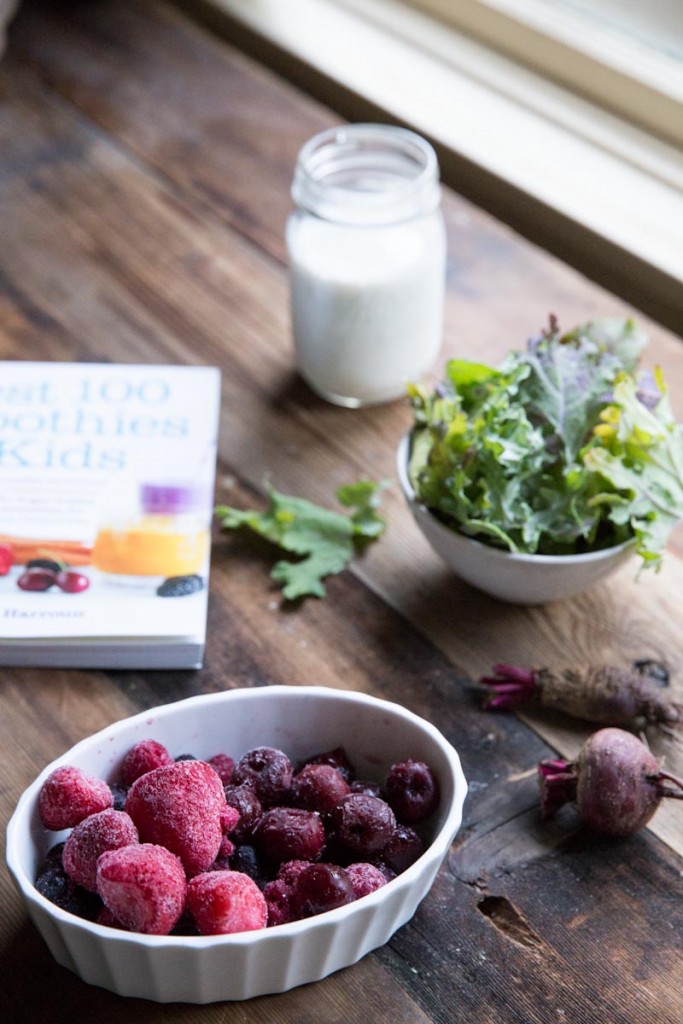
<box><xmin>62</xmin><ymin>809</ymin><xmax>139</xmax><ymax>892</ymax></box>
<box><xmin>96</xmin><ymin>844</ymin><xmax>186</xmax><ymax>935</ymax></box>
<box><xmin>345</xmin><ymin>862</ymin><xmax>387</xmax><ymax>899</ymax></box>
<box><xmin>187</xmin><ymin>870</ymin><xmax>267</xmax><ymax>935</ymax></box>
<box><xmin>125</xmin><ymin>760</ymin><xmax>232</xmax><ymax>876</ymax></box>
<box><xmin>38</xmin><ymin>766</ymin><xmax>113</xmax><ymax>830</ymax></box>
<box><xmin>119</xmin><ymin>739</ymin><xmax>174</xmax><ymax>787</ymax></box>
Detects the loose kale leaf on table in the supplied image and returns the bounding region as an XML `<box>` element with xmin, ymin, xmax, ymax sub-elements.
<box><xmin>215</xmin><ymin>482</ymin><xmax>387</xmax><ymax>600</ymax></box>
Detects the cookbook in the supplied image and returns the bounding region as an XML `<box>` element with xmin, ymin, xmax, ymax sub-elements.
<box><xmin>0</xmin><ymin>362</ymin><xmax>221</xmax><ymax>668</ymax></box>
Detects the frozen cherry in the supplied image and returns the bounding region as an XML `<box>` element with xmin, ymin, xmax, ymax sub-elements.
<box><xmin>331</xmin><ymin>793</ymin><xmax>396</xmax><ymax>857</ymax></box>
<box><xmin>224</xmin><ymin>783</ymin><xmax>263</xmax><ymax>842</ymax></box>
<box><xmin>384</xmin><ymin>760</ymin><xmax>439</xmax><ymax>823</ymax></box>
<box><xmin>301</xmin><ymin>746</ymin><xmax>355</xmax><ymax>783</ymax></box>
<box><xmin>232</xmin><ymin>747</ymin><xmax>293</xmax><ymax>806</ymax></box>
<box><xmin>291</xmin><ymin>763</ymin><xmax>350</xmax><ymax>814</ymax></box>
<box><xmin>253</xmin><ymin>807</ymin><xmax>324</xmax><ymax>863</ymax></box>
<box><xmin>378</xmin><ymin>823</ymin><xmax>425</xmax><ymax>874</ymax></box>
<box><xmin>289</xmin><ymin>863</ymin><xmax>355</xmax><ymax>919</ymax></box>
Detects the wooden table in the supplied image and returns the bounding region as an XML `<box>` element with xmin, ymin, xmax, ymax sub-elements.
<box><xmin>1</xmin><ymin>1</ymin><xmax>683</xmax><ymax>1021</ymax></box>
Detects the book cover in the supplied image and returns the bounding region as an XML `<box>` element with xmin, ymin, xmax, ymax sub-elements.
<box><xmin>0</xmin><ymin>362</ymin><xmax>221</xmax><ymax>668</ymax></box>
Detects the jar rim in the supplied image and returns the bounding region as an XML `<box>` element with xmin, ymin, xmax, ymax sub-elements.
<box><xmin>291</xmin><ymin>123</ymin><xmax>441</xmax><ymax>225</ymax></box>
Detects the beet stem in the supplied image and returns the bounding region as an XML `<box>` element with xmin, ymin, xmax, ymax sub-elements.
<box><xmin>481</xmin><ymin>664</ymin><xmax>538</xmax><ymax>711</ymax></box>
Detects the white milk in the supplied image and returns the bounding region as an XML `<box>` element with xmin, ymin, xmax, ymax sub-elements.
<box><xmin>287</xmin><ymin>125</ymin><xmax>447</xmax><ymax>407</ymax></box>
<box><xmin>288</xmin><ymin>212</ymin><xmax>446</xmax><ymax>406</ymax></box>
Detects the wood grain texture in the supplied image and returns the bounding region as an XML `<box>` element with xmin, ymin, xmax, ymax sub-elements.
<box><xmin>1</xmin><ymin>2</ymin><xmax>682</xmax><ymax>1022</ymax></box>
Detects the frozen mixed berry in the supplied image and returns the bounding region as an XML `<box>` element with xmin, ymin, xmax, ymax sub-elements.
<box><xmin>229</xmin><ymin>844</ymin><xmax>271</xmax><ymax>890</ymax></box>
<box><xmin>156</xmin><ymin>574</ymin><xmax>203</xmax><ymax>597</ymax></box>
<box><xmin>208</xmin><ymin>753</ymin><xmax>235</xmax><ymax>785</ymax></box>
<box><xmin>291</xmin><ymin>763</ymin><xmax>350</xmax><ymax>814</ymax></box>
<box><xmin>232</xmin><ymin>747</ymin><xmax>293</xmax><ymax>807</ymax></box>
<box><xmin>223</xmin><ymin>783</ymin><xmax>263</xmax><ymax>842</ymax></box>
<box><xmin>125</xmin><ymin>760</ymin><xmax>233</xmax><ymax>876</ymax></box>
<box><xmin>209</xmin><ymin>835</ymin><xmax>236</xmax><ymax>871</ymax></box>
<box><xmin>119</xmin><ymin>739</ymin><xmax>174</xmax><ymax>787</ymax></box>
<box><xmin>384</xmin><ymin>760</ymin><xmax>439</xmax><ymax>824</ymax></box>
<box><xmin>35</xmin><ymin>844</ymin><xmax>102</xmax><ymax>921</ymax></box>
<box><xmin>377</xmin><ymin>824</ymin><xmax>424</xmax><ymax>874</ymax></box>
<box><xmin>300</xmin><ymin>746</ymin><xmax>355</xmax><ymax>783</ymax></box>
<box><xmin>63</xmin><ymin>809</ymin><xmax>139</xmax><ymax>892</ymax></box>
<box><xmin>289</xmin><ymin>863</ymin><xmax>355</xmax><ymax>919</ymax></box>
<box><xmin>97</xmin><ymin>905</ymin><xmax>128</xmax><ymax>930</ymax></box>
<box><xmin>97</xmin><ymin>843</ymin><xmax>186</xmax><ymax>935</ymax></box>
<box><xmin>330</xmin><ymin>793</ymin><xmax>396</xmax><ymax>857</ymax></box>
<box><xmin>110</xmin><ymin>784</ymin><xmax>128</xmax><ymax>812</ymax></box>
<box><xmin>253</xmin><ymin>807</ymin><xmax>325</xmax><ymax>863</ymax></box>
<box><xmin>345</xmin><ymin>862</ymin><xmax>388</xmax><ymax>899</ymax></box>
<box><xmin>38</xmin><ymin>766</ymin><xmax>113</xmax><ymax>830</ymax></box>
<box><xmin>276</xmin><ymin>859</ymin><xmax>310</xmax><ymax>886</ymax></box>
<box><xmin>187</xmin><ymin>870</ymin><xmax>267</xmax><ymax>935</ymax></box>
<box><xmin>350</xmin><ymin>779</ymin><xmax>381</xmax><ymax>798</ymax></box>
<box><xmin>264</xmin><ymin>878</ymin><xmax>292</xmax><ymax>927</ymax></box>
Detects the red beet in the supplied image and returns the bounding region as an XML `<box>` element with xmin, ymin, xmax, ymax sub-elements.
<box><xmin>481</xmin><ymin>662</ymin><xmax>680</xmax><ymax>729</ymax></box>
<box><xmin>538</xmin><ymin>727</ymin><xmax>683</xmax><ymax>836</ymax></box>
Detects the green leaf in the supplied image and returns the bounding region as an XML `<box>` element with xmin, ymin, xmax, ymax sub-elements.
<box><xmin>215</xmin><ymin>482</ymin><xmax>387</xmax><ymax>600</ymax></box>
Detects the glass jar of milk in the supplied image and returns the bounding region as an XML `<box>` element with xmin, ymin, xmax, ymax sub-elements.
<box><xmin>287</xmin><ymin>124</ymin><xmax>447</xmax><ymax>407</ymax></box>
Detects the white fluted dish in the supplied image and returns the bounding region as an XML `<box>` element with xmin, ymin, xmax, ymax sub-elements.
<box><xmin>6</xmin><ymin>685</ymin><xmax>467</xmax><ymax>1003</ymax></box>
<box><xmin>397</xmin><ymin>434</ymin><xmax>635</xmax><ymax>604</ymax></box>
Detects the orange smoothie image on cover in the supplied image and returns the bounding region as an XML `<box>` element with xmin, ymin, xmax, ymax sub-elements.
<box><xmin>92</xmin><ymin>483</ymin><xmax>209</xmax><ymax>577</ymax></box>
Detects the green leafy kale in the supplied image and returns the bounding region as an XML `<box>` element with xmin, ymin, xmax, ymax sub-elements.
<box><xmin>407</xmin><ymin>316</ymin><xmax>683</xmax><ymax>567</ymax></box>
<box><xmin>215</xmin><ymin>481</ymin><xmax>387</xmax><ymax>600</ymax></box>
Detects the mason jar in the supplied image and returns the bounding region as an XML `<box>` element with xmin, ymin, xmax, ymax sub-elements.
<box><xmin>286</xmin><ymin>124</ymin><xmax>447</xmax><ymax>407</ymax></box>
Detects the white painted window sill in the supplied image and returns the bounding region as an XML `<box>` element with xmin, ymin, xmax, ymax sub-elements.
<box><xmin>175</xmin><ymin>0</ymin><xmax>683</xmax><ymax>332</ymax></box>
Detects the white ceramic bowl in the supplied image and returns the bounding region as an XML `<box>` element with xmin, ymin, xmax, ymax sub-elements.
<box><xmin>6</xmin><ymin>685</ymin><xmax>467</xmax><ymax>1003</ymax></box>
<box><xmin>397</xmin><ymin>434</ymin><xmax>635</xmax><ymax>604</ymax></box>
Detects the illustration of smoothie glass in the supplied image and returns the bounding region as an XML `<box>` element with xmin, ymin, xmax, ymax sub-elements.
<box><xmin>92</xmin><ymin>483</ymin><xmax>210</xmax><ymax>582</ymax></box>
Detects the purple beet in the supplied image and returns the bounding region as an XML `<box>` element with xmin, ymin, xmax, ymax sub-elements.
<box><xmin>538</xmin><ymin>727</ymin><xmax>683</xmax><ymax>837</ymax></box>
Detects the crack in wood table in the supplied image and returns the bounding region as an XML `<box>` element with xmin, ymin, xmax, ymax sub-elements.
<box><xmin>1</xmin><ymin>1</ymin><xmax>682</xmax><ymax>1021</ymax></box>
